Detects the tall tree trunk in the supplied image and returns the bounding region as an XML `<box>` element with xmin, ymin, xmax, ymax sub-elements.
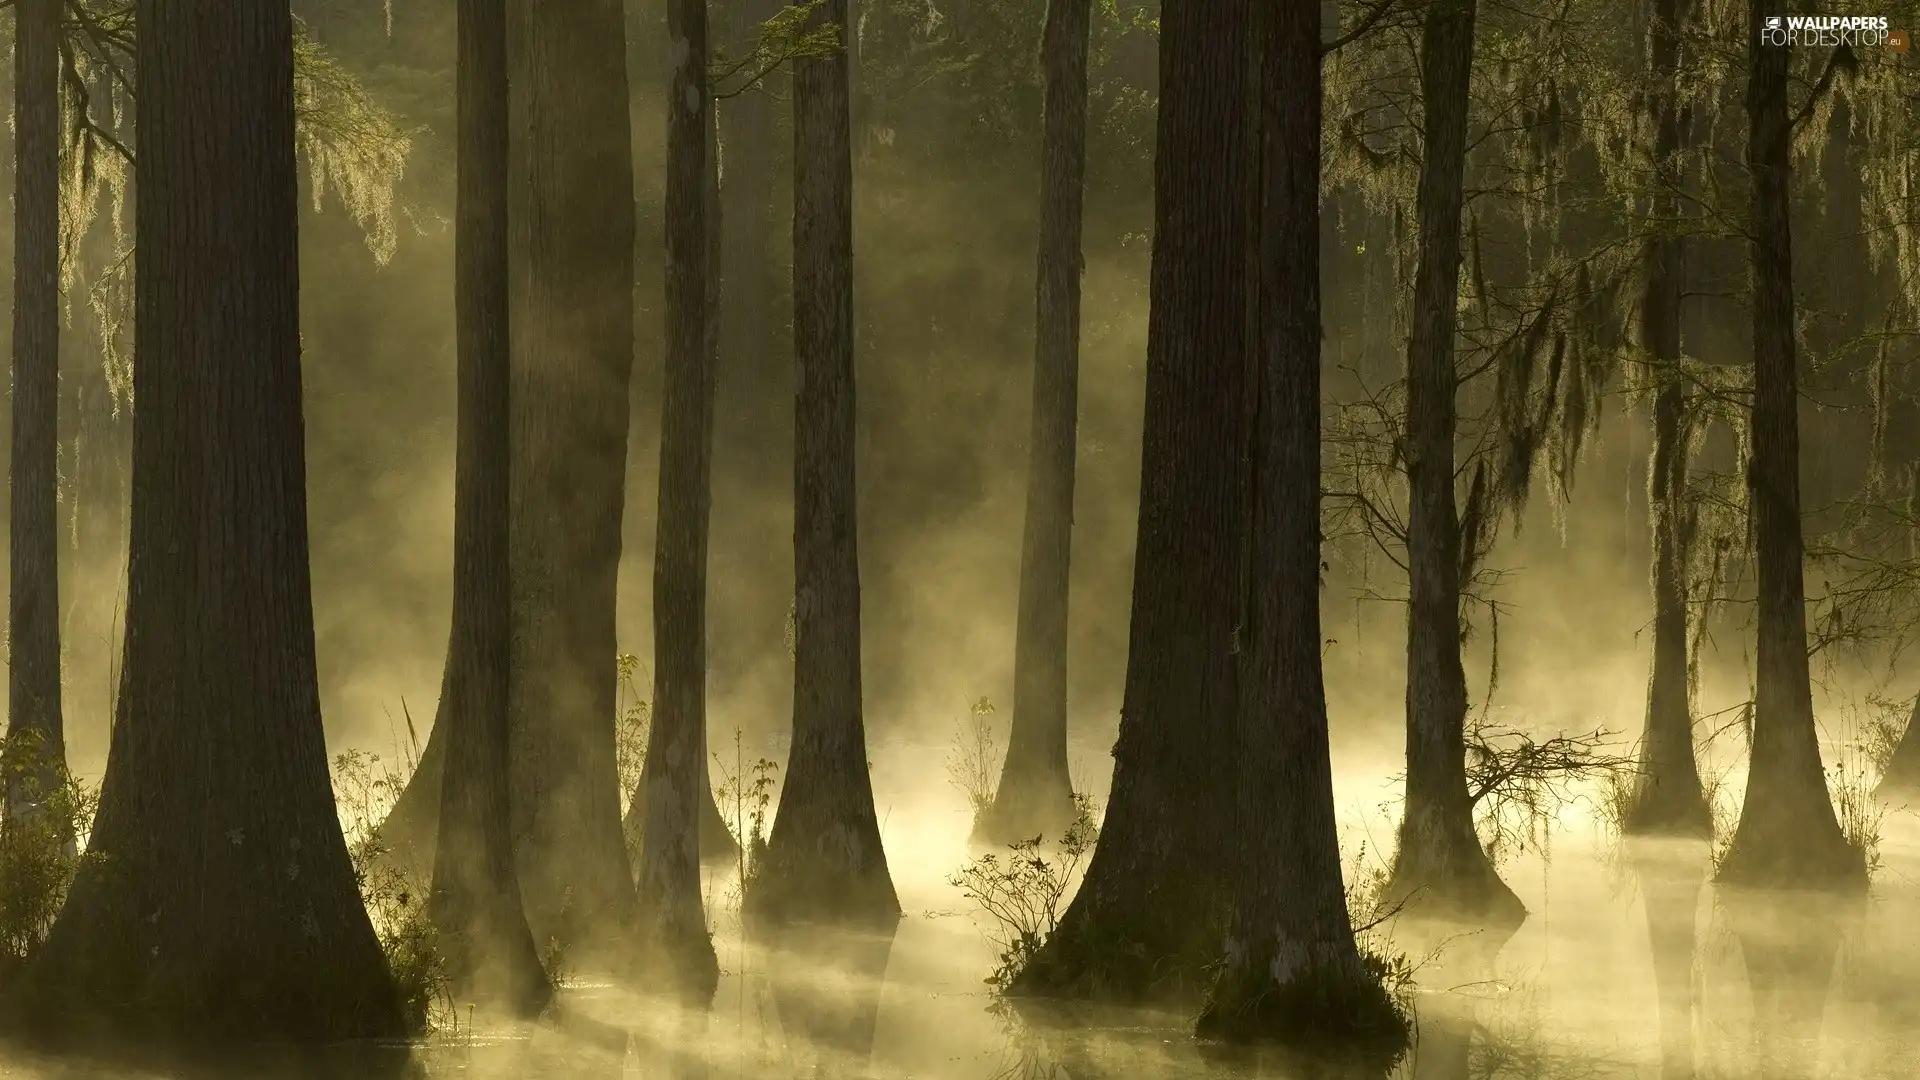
<box><xmin>1386</xmin><ymin>0</ymin><xmax>1524</xmax><ymax>925</ymax></box>
<box><xmin>428</xmin><ymin>0</ymin><xmax>553</xmax><ymax>1015</ymax></box>
<box><xmin>1196</xmin><ymin>0</ymin><xmax>1404</xmax><ymax>1053</ymax></box>
<box><xmin>747</xmin><ymin>0</ymin><xmax>899</xmax><ymax>931</ymax></box>
<box><xmin>5</xmin><ymin>0</ymin><xmax>65</xmax><ymax>832</ymax></box>
<box><xmin>973</xmin><ymin>0</ymin><xmax>1091</xmax><ymax>849</ymax></box>
<box><xmin>632</xmin><ymin>0</ymin><xmax>721</xmax><ymax>996</ymax></box>
<box><xmin>506</xmin><ymin>0</ymin><xmax>645</xmax><ymax>953</ymax></box>
<box><xmin>377</xmin><ymin>674</ymin><xmax>446</xmax><ymax>880</ymax></box>
<box><xmin>1626</xmin><ymin>0</ymin><xmax>1712</xmax><ymax>837</ymax></box>
<box><xmin>22</xmin><ymin>0</ymin><xmax>403</xmax><ymax>1039</ymax></box>
<box><xmin>708</xmin><ymin>0</ymin><xmax>792</xmax><ymax>751</ymax></box>
<box><xmin>1715</xmin><ymin>0</ymin><xmax>1862</xmax><ymax>891</ymax></box>
<box><xmin>1008</xmin><ymin>0</ymin><xmax>1248</xmax><ymax>1006</ymax></box>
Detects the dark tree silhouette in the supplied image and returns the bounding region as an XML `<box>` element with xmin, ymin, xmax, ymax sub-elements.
<box><xmin>505</xmin><ymin>0</ymin><xmax>645</xmax><ymax>949</ymax></box>
<box><xmin>1009</xmin><ymin>0</ymin><xmax>1248</xmax><ymax>1004</ymax></box>
<box><xmin>973</xmin><ymin>0</ymin><xmax>1092</xmax><ymax>849</ymax></box>
<box><xmin>427</xmin><ymin>0</ymin><xmax>552</xmax><ymax>1014</ymax></box>
<box><xmin>1714</xmin><ymin>0</ymin><xmax>1863</xmax><ymax>891</ymax></box>
<box><xmin>631</xmin><ymin>0</ymin><xmax>721</xmax><ymax>995</ymax></box>
<box><xmin>4</xmin><ymin>0</ymin><xmax>65</xmax><ymax>830</ymax></box>
<box><xmin>1385</xmin><ymin>0</ymin><xmax>1525</xmax><ymax>926</ymax></box>
<box><xmin>21</xmin><ymin>0</ymin><xmax>402</xmax><ymax>1040</ymax></box>
<box><xmin>1197</xmin><ymin>0</ymin><xmax>1404</xmax><ymax>1052</ymax></box>
<box><xmin>747</xmin><ymin>0</ymin><xmax>901</xmax><ymax>930</ymax></box>
<box><xmin>1623</xmin><ymin>0</ymin><xmax>1712</xmax><ymax>838</ymax></box>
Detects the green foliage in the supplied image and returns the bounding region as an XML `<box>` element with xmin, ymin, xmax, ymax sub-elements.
<box><xmin>711</xmin><ymin>0</ymin><xmax>844</xmax><ymax>99</ymax></box>
<box><xmin>949</xmin><ymin>792</ymin><xmax>1098</xmax><ymax>992</ymax></box>
<box><xmin>0</xmin><ymin>733</ymin><xmax>101</xmax><ymax>964</ymax></box>
<box><xmin>614</xmin><ymin>652</ymin><xmax>654</xmax><ymax>814</ymax></box>
<box><xmin>713</xmin><ymin>730</ymin><xmax>779</xmax><ymax>913</ymax></box>
<box><xmin>944</xmin><ymin>695</ymin><xmax>1001</xmax><ymax>820</ymax></box>
<box><xmin>331</xmin><ymin>749</ymin><xmax>451</xmax><ymax>1034</ymax></box>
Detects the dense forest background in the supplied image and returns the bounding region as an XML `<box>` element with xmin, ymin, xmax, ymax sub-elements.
<box><xmin>0</xmin><ymin>0</ymin><xmax>1852</xmax><ymax>797</ymax></box>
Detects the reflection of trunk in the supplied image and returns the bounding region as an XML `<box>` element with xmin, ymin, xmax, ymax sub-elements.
<box><xmin>1009</xmin><ymin>0</ymin><xmax>1247</xmax><ymax>1005</ymax></box>
<box><xmin>427</xmin><ymin>0</ymin><xmax>553</xmax><ymax>1015</ymax></box>
<box><xmin>1720</xmin><ymin>889</ymin><xmax>1853</xmax><ymax>1080</ymax></box>
<box><xmin>749</xmin><ymin>0</ymin><xmax>899</xmax><ymax>929</ymax></box>
<box><xmin>770</xmin><ymin>924</ymin><xmax>896</xmax><ymax>1077</ymax></box>
<box><xmin>1409</xmin><ymin>994</ymin><xmax>1471</xmax><ymax>1080</ymax></box>
<box><xmin>1715</xmin><ymin>3</ymin><xmax>1862</xmax><ymax>890</ymax></box>
<box><xmin>1627</xmin><ymin>0</ymin><xmax>1710</xmax><ymax>838</ymax></box>
<box><xmin>1629</xmin><ymin>840</ymin><xmax>1706</xmax><ymax>1080</ymax></box>
<box><xmin>974</xmin><ymin>0</ymin><xmax>1091</xmax><ymax>848</ymax></box>
<box><xmin>506</xmin><ymin>0</ymin><xmax>645</xmax><ymax>952</ymax></box>
<box><xmin>1388</xmin><ymin>0</ymin><xmax>1523</xmax><ymax>925</ymax></box>
<box><xmin>633</xmin><ymin>0</ymin><xmax>721</xmax><ymax>997</ymax></box>
<box><xmin>5</xmin><ymin>0</ymin><xmax>65</xmax><ymax>832</ymax></box>
<box><xmin>22</xmin><ymin>2</ymin><xmax>403</xmax><ymax>1038</ymax></box>
<box><xmin>1197</xmin><ymin>0</ymin><xmax>1400</xmax><ymax>1055</ymax></box>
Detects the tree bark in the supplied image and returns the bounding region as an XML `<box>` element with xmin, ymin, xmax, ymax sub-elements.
<box><xmin>427</xmin><ymin>0</ymin><xmax>553</xmax><ymax>1015</ymax></box>
<box><xmin>632</xmin><ymin>0</ymin><xmax>721</xmax><ymax>997</ymax></box>
<box><xmin>506</xmin><ymin>0</ymin><xmax>645</xmax><ymax>952</ymax></box>
<box><xmin>1007</xmin><ymin>0</ymin><xmax>1248</xmax><ymax>1005</ymax></box>
<box><xmin>4</xmin><ymin>0</ymin><xmax>66</xmax><ymax>832</ymax></box>
<box><xmin>973</xmin><ymin>0</ymin><xmax>1091</xmax><ymax>849</ymax></box>
<box><xmin>747</xmin><ymin>0</ymin><xmax>900</xmax><ymax>931</ymax></box>
<box><xmin>21</xmin><ymin>1</ymin><xmax>403</xmax><ymax>1040</ymax></box>
<box><xmin>1387</xmin><ymin>0</ymin><xmax>1525</xmax><ymax>926</ymax></box>
<box><xmin>1715</xmin><ymin>0</ymin><xmax>1863</xmax><ymax>891</ymax></box>
<box><xmin>1626</xmin><ymin>0</ymin><xmax>1711</xmax><ymax>837</ymax></box>
<box><xmin>1195</xmin><ymin>0</ymin><xmax>1403</xmax><ymax>1053</ymax></box>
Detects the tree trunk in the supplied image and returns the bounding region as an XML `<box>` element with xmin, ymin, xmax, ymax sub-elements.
<box><xmin>427</xmin><ymin>0</ymin><xmax>553</xmax><ymax>1015</ymax></box>
<box><xmin>506</xmin><ymin>0</ymin><xmax>645</xmax><ymax>952</ymax></box>
<box><xmin>1007</xmin><ymin>0</ymin><xmax>1248</xmax><ymax>1006</ymax></box>
<box><xmin>973</xmin><ymin>0</ymin><xmax>1091</xmax><ymax>849</ymax></box>
<box><xmin>1386</xmin><ymin>0</ymin><xmax>1524</xmax><ymax>927</ymax></box>
<box><xmin>376</xmin><ymin>676</ymin><xmax>446</xmax><ymax>881</ymax></box>
<box><xmin>708</xmin><ymin>0</ymin><xmax>793</xmax><ymax>744</ymax></box>
<box><xmin>747</xmin><ymin>0</ymin><xmax>900</xmax><ymax>932</ymax></box>
<box><xmin>4</xmin><ymin>0</ymin><xmax>65</xmax><ymax>832</ymax></box>
<box><xmin>632</xmin><ymin>0</ymin><xmax>721</xmax><ymax>997</ymax></box>
<box><xmin>1715</xmin><ymin>0</ymin><xmax>1863</xmax><ymax>891</ymax></box>
<box><xmin>1195</xmin><ymin>0</ymin><xmax>1404</xmax><ymax>1053</ymax></box>
<box><xmin>1626</xmin><ymin>0</ymin><xmax>1711</xmax><ymax>838</ymax></box>
<box><xmin>21</xmin><ymin>1</ymin><xmax>403</xmax><ymax>1040</ymax></box>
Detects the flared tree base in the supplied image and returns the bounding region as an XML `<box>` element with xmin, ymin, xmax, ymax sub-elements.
<box><xmin>1196</xmin><ymin>952</ymin><xmax>1408</xmax><ymax>1067</ymax></box>
<box><xmin>1714</xmin><ymin>824</ymin><xmax>1868</xmax><ymax>894</ymax></box>
<box><xmin>970</xmin><ymin>775</ymin><xmax>1078</xmax><ymax>850</ymax></box>
<box><xmin>1384</xmin><ymin>826</ymin><xmax>1526</xmax><ymax>931</ymax></box>
<box><xmin>1621</xmin><ymin>770</ymin><xmax>1713</xmax><ymax>840</ymax></box>
<box><xmin>628</xmin><ymin>921</ymin><xmax>720</xmax><ymax>1006</ymax></box>
<box><xmin>1007</xmin><ymin>885</ymin><xmax>1226</xmax><ymax>1006</ymax></box>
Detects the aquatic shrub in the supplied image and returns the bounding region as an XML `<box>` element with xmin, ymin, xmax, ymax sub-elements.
<box><xmin>949</xmin><ymin>792</ymin><xmax>1098</xmax><ymax>991</ymax></box>
<box><xmin>332</xmin><ymin>748</ymin><xmax>451</xmax><ymax>1032</ymax></box>
<box><xmin>0</xmin><ymin>732</ymin><xmax>100</xmax><ymax>963</ymax></box>
<box><xmin>712</xmin><ymin>728</ymin><xmax>778</xmax><ymax>918</ymax></box>
<box><xmin>944</xmin><ymin>695</ymin><xmax>1001</xmax><ymax>822</ymax></box>
<box><xmin>614</xmin><ymin>652</ymin><xmax>653</xmax><ymax>816</ymax></box>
